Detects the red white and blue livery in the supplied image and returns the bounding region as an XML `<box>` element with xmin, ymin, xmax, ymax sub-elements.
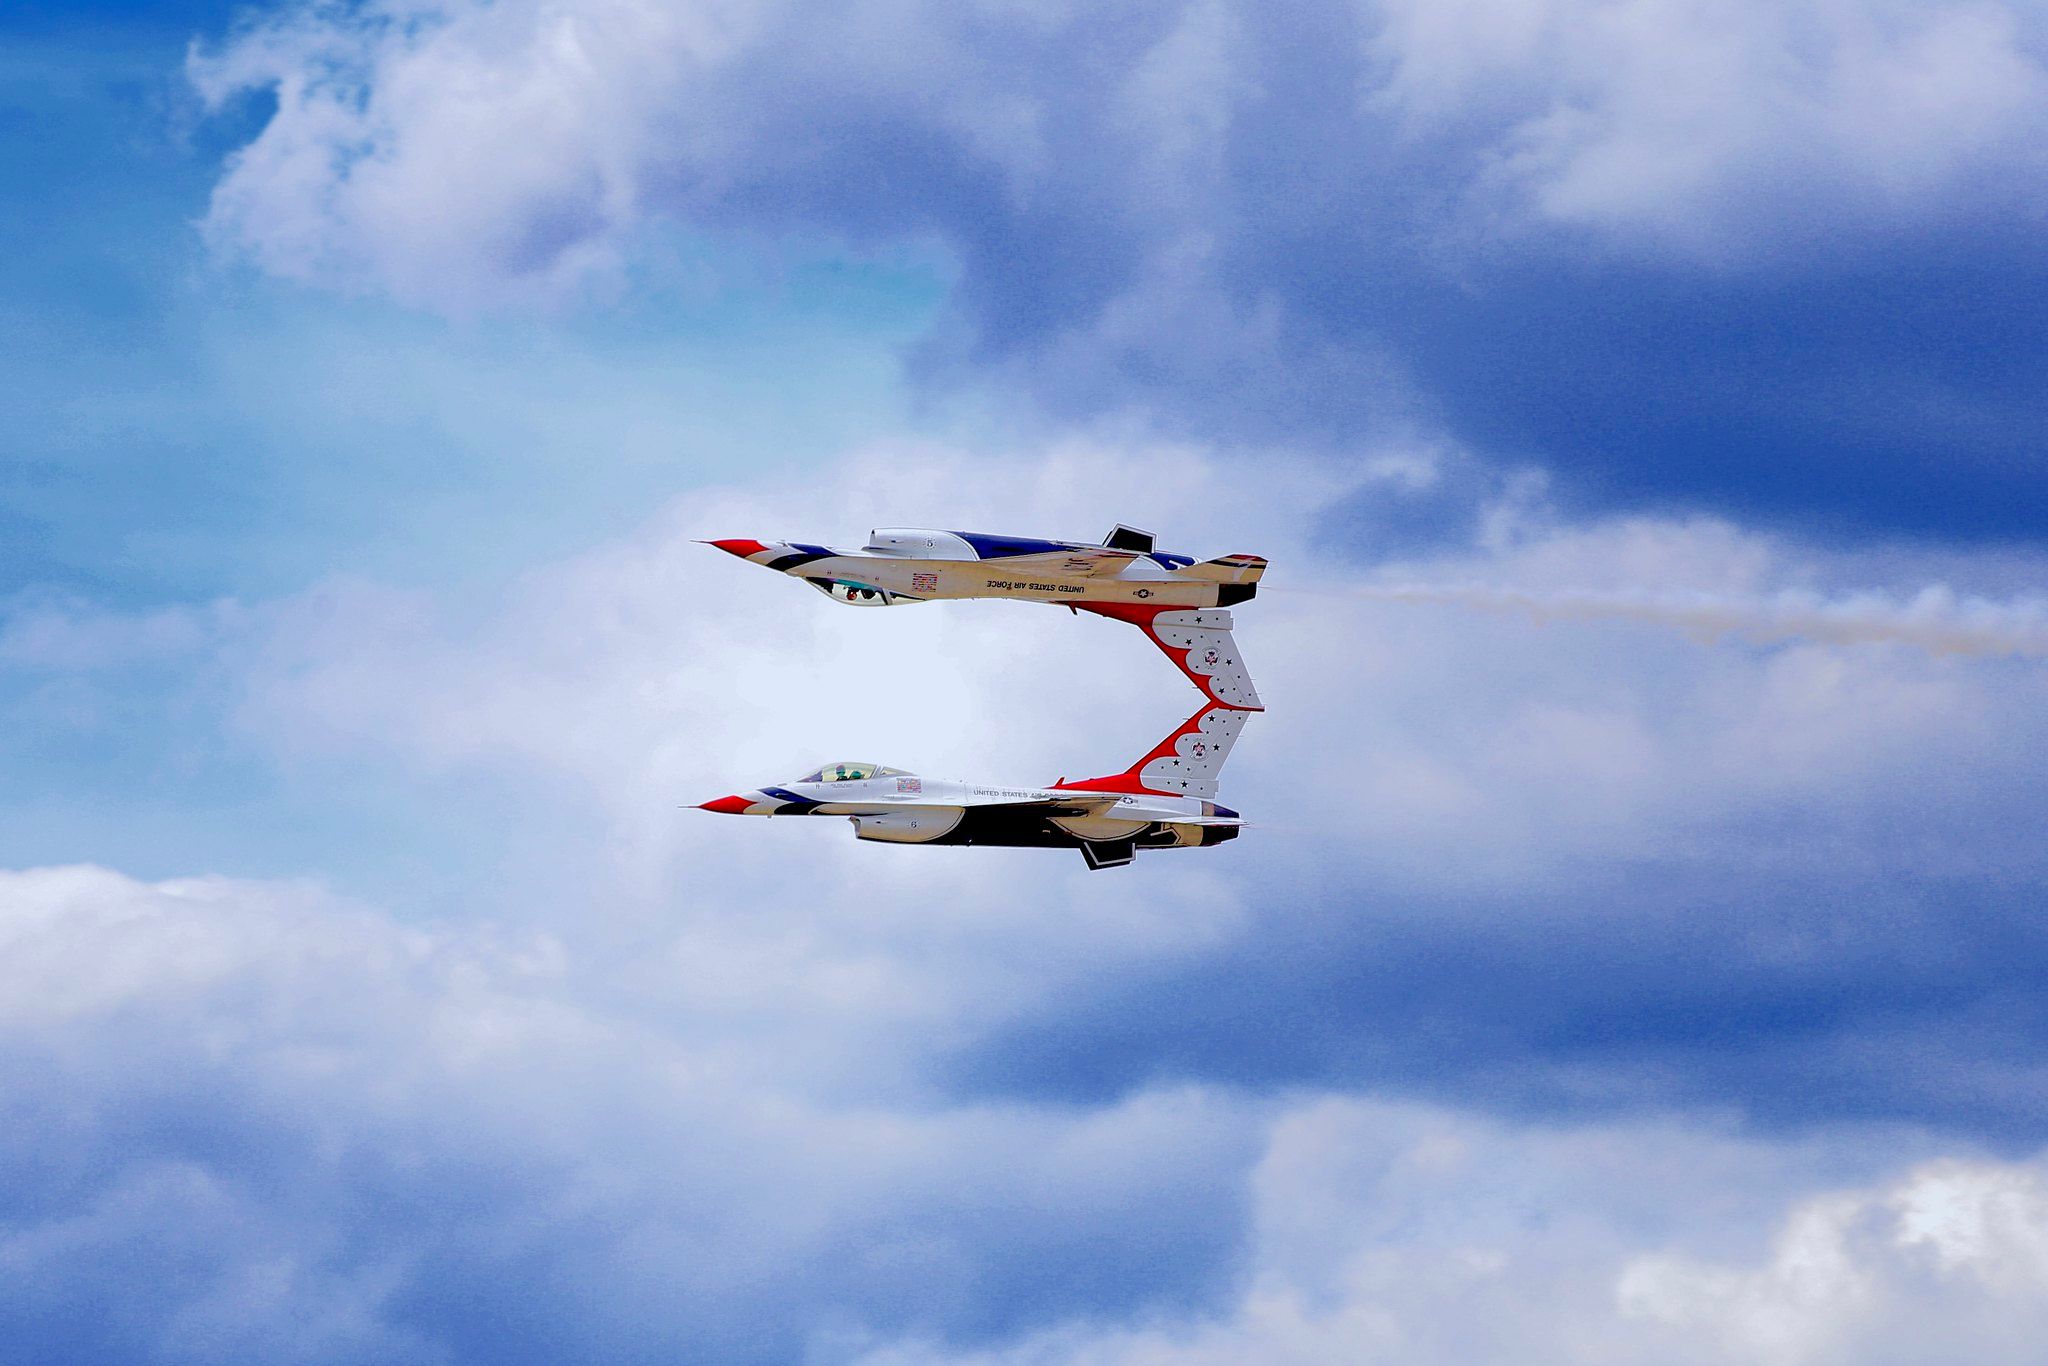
<box><xmin>705</xmin><ymin>525</ymin><xmax>1267</xmax><ymax>708</ymax></box>
<box><xmin>697</xmin><ymin>700</ymin><xmax>1250</xmax><ymax>870</ymax></box>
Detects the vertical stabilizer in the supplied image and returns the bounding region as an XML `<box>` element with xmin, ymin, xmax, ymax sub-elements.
<box><xmin>1076</xmin><ymin>604</ymin><xmax>1262</xmax><ymax>710</ymax></box>
<box><xmin>1054</xmin><ymin>701</ymin><xmax>1249</xmax><ymax>800</ymax></box>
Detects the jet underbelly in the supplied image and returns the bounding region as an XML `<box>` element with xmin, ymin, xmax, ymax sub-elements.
<box><xmin>851</xmin><ymin>809</ymin><xmax>965</xmax><ymax>843</ymax></box>
<box><xmin>798</xmin><ymin>556</ymin><xmax>1219</xmax><ymax>609</ymax></box>
<box><xmin>1048</xmin><ymin>812</ymin><xmax>1152</xmax><ymax>842</ymax></box>
<box><xmin>942</xmin><ymin>562</ymin><xmax>1214</xmax><ymax>608</ymax></box>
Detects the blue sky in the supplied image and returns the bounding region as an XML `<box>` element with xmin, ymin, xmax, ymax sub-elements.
<box><xmin>4</xmin><ymin>2</ymin><xmax>950</xmax><ymax>889</ymax></box>
<box><xmin>1</xmin><ymin>38</ymin><xmax>942</xmax><ymax>605</ymax></box>
<box><xmin>6</xmin><ymin>1</ymin><xmax>2048</xmax><ymax>1362</ymax></box>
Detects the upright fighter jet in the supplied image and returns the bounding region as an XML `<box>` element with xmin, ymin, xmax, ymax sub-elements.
<box><xmin>704</xmin><ymin>525</ymin><xmax>1266</xmax><ymax>709</ymax></box>
<box><xmin>697</xmin><ymin>698</ymin><xmax>1248</xmax><ymax>870</ymax></box>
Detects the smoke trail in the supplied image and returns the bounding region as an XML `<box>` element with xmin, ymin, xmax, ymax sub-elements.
<box><xmin>1339</xmin><ymin>583</ymin><xmax>2048</xmax><ymax>657</ymax></box>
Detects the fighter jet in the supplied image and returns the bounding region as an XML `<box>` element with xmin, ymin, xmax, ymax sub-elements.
<box><xmin>696</xmin><ymin>700</ymin><xmax>1247</xmax><ymax>870</ymax></box>
<box><xmin>704</xmin><ymin>525</ymin><xmax>1266</xmax><ymax>709</ymax></box>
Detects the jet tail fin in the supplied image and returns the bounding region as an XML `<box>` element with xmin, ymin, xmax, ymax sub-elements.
<box><xmin>1053</xmin><ymin>700</ymin><xmax>1249</xmax><ymax>801</ymax></box>
<box><xmin>1076</xmin><ymin>604</ymin><xmax>1262</xmax><ymax>710</ymax></box>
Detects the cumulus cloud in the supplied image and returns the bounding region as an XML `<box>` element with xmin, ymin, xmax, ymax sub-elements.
<box><xmin>202</xmin><ymin>437</ymin><xmax>1351</xmax><ymax>1084</ymax></box>
<box><xmin>116</xmin><ymin>437</ymin><xmax>2027</xmax><ymax>1135</ymax></box>
<box><xmin>1371</xmin><ymin>0</ymin><xmax>2048</xmax><ymax>253</ymax></box>
<box><xmin>865</xmin><ymin>1100</ymin><xmax>2048</xmax><ymax>1366</ymax></box>
<box><xmin>191</xmin><ymin>0</ymin><xmax>2048</xmax><ymax>305</ymax></box>
<box><xmin>16</xmin><ymin>434</ymin><xmax>2048</xmax><ymax>1016</ymax></box>
<box><xmin>19</xmin><ymin>436</ymin><xmax>2048</xmax><ymax>950</ymax></box>
<box><xmin>18</xmin><ymin>1</ymin><xmax>2048</xmax><ymax>1352</ymax></box>
<box><xmin>10</xmin><ymin>429</ymin><xmax>2048</xmax><ymax>1355</ymax></box>
<box><xmin>12</xmin><ymin>862</ymin><xmax>2048</xmax><ymax>1364</ymax></box>
<box><xmin>0</xmin><ymin>863</ymin><xmax>1262</xmax><ymax>1362</ymax></box>
<box><xmin>1616</xmin><ymin>1159</ymin><xmax>2048</xmax><ymax>1365</ymax></box>
<box><xmin>212</xmin><ymin>437</ymin><xmax>2048</xmax><ymax>897</ymax></box>
<box><xmin>186</xmin><ymin>0</ymin><xmax>2048</xmax><ymax>537</ymax></box>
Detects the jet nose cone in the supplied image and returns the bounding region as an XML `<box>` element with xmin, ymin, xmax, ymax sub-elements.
<box><xmin>696</xmin><ymin>794</ymin><xmax>757</xmax><ymax>815</ymax></box>
<box><xmin>705</xmin><ymin>538</ymin><xmax>771</xmax><ymax>561</ymax></box>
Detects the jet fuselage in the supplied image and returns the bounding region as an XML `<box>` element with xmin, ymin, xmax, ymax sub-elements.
<box><xmin>706</xmin><ymin>528</ymin><xmax>1264</xmax><ymax>611</ymax></box>
<box><xmin>696</xmin><ymin>526</ymin><xmax>1264</xmax><ymax>868</ymax></box>
<box><xmin>699</xmin><ymin>766</ymin><xmax>1242</xmax><ymax>869</ymax></box>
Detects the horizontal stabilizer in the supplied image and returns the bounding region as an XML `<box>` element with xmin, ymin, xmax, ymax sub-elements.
<box><xmin>1176</xmin><ymin>553</ymin><xmax>1267</xmax><ymax>585</ymax></box>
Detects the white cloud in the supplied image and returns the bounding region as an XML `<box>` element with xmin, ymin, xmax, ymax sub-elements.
<box><xmin>12</xmin><ymin>432</ymin><xmax>2048</xmax><ymax>1358</ymax></box>
<box><xmin>191</xmin><ymin>0</ymin><xmax>2048</xmax><ymax>309</ymax></box>
<box><xmin>1617</xmin><ymin>1159</ymin><xmax>2048</xmax><ymax>1364</ymax></box>
<box><xmin>213</xmin><ymin>437</ymin><xmax>1343</xmax><ymax>1082</ymax></box>
<box><xmin>13</xmin><ymin>861</ymin><xmax>2048</xmax><ymax>1364</ymax></box>
<box><xmin>863</xmin><ymin>1099</ymin><xmax>2048</xmax><ymax>1366</ymax></box>
<box><xmin>36</xmin><ymin>430</ymin><xmax>2028</xmax><ymax>906</ymax></box>
<box><xmin>0</xmin><ymin>595</ymin><xmax>240</xmax><ymax>673</ymax></box>
<box><xmin>1373</xmin><ymin>0</ymin><xmax>2048</xmax><ymax>255</ymax></box>
<box><xmin>0</xmin><ymin>862</ymin><xmax>1263</xmax><ymax>1361</ymax></box>
<box><xmin>192</xmin><ymin>0</ymin><xmax>746</xmax><ymax>305</ymax></box>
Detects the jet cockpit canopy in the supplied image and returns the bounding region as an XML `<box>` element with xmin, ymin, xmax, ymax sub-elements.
<box><xmin>799</xmin><ymin>762</ymin><xmax>909</xmax><ymax>784</ymax></box>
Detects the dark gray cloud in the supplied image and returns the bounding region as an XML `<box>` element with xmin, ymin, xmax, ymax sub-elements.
<box><xmin>947</xmin><ymin>857</ymin><xmax>2048</xmax><ymax>1145</ymax></box>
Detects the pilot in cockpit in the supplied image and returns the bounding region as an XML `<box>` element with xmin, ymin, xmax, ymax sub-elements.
<box><xmin>797</xmin><ymin>762</ymin><xmax>907</xmax><ymax>784</ymax></box>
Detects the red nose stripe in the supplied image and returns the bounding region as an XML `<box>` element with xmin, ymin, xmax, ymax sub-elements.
<box><xmin>708</xmin><ymin>539</ymin><xmax>771</xmax><ymax>560</ymax></box>
<box><xmin>697</xmin><ymin>795</ymin><xmax>755</xmax><ymax>814</ymax></box>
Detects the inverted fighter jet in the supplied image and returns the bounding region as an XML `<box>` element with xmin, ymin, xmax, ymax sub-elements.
<box><xmin>697</xmin><ymin>700</ymin><xmax>1247</xmax><ymax>870</ymax></box>
<box><xmin>704</xmin><ymin>525</ymin><xmax>1266</xmax><ymax>709</ymax></box>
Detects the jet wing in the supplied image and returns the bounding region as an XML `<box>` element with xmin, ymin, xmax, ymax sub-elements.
<box><xmin>955</xmin><ymin>790</ymin><xmax>1125</xmax><ymax>813</ymax></box>
<box><xmin>979</xmin><ymin>547</ymin><xmax>1143</xmax><ymax>578</ymax></box>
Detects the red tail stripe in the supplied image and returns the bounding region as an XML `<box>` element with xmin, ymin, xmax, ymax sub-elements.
<box><xmin>1051</xmin><ymin>702</ymin><xmax>1218</xmax><ymax>796</ymax></box>
<box><xmin>1076</xmin><ymin>602</ymin><xmax>1168</xmax><ymax>628</ymax></box>
<box><xmin>1074</xmin><ymin>602</ymin><xmax>1262</xmax><ymax>713</ymax></box>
